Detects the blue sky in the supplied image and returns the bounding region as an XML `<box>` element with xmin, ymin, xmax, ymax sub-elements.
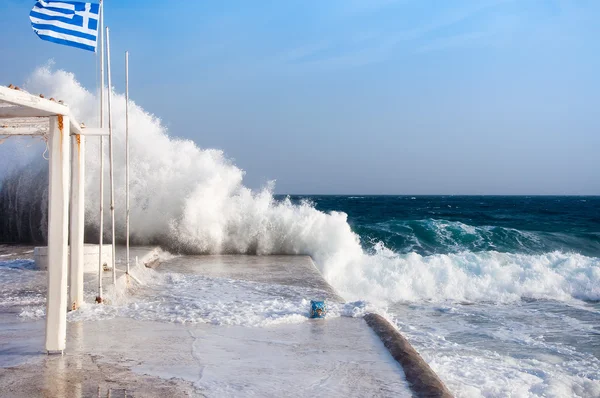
<box><xmin>1</xmin><ymin>0</ymin><xmax>599</xmax><ymax>194</ymax></box>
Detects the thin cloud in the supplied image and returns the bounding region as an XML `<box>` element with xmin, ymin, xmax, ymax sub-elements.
<box><xmin>270</xmin><ymin>0</ymin><xmax>517</xmax><ymax>70</ymax></box>
<box><xmin>417</xmin><ymin>31</ymin><xmax>490</xmax><ymax>53</ymax></box>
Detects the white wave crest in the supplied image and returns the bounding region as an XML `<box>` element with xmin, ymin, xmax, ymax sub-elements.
<box><xmin>350</xmin><ymin>245</ymin><xmax>600</xmax><ymax>303</ymax></box>
<box><xmin>8</xmin><ymin>66</ymin><xmax>598</xmax><ymax>305</ymax></box>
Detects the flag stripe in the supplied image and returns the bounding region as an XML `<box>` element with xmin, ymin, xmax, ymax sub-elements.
<box><xmin>36</xmin><ymin>33</ymin><xmax>96</xmax><ymax>52</ymax></box>
<box><xmin>37</xmin><ymin>1</ymin><xmax>76</xmax><ymax>11</ymax></box>
<box><xmin>34</xmin><ymin>28</ymin><xmax>96</xmax><ymax>48</ymax></box>
<box><xmin>37</xmin><ymin>1</ymin><xmax>100</xmax><ymax>14</ymax></box>
<box><xmin>30</xmin><ymin>10</ymin><xmax>90</xmax><ymax>27</ymax></box>
<box><xmin>33</xmin><ymin>4</ymin><xmax>75</xmax><ymax>16</ymax></box>
<box><xmin>32</xmin><ymin>23</ymin><xmax>96</xmax><ymax>41</ymax></box>
<box><xmin>30</xmin><ymin>16</ymin><xmax>97</xmax><ymax>35</ymax></box>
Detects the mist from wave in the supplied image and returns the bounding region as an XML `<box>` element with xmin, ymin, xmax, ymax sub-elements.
<box><xmin>1</xmin><ymin>66</ymin><xmax>599</xmax><ymax>306</ymax></box>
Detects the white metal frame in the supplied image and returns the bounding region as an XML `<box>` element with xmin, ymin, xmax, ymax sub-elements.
<box><xmin>0</xmin><ymin>85</ymin><xmax>107</xmax><ymax>353</ymax></box>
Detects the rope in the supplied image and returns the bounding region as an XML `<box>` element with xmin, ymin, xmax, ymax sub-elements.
<box><xmin>42</xmin><ymin>138</ymin><xmax>50</xmax><ymax>160</ymax></box>
<box><xmin>0</xmin><ymin>133</ymin><xmax>51</xmax><ymax>160</ymax></box>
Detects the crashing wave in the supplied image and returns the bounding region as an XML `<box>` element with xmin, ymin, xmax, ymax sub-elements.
<box><xmin>0</xmin><ymin>66</ymin><xmax>599</xmax><ymax>305</ymax></box>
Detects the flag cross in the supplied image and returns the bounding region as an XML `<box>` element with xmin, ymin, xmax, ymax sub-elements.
<box><xmin>75</xmin><ymin>3</ymin><xmax>94</xmax><ymax>30</ymax></box>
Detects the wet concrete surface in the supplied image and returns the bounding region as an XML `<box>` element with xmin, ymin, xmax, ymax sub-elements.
<box><xmin>158</xmin><ymin>255</ymin><xmax>344</xmax><ymax>302</ymax></box>
<box><xmin>1</xmin><ymin>253</ymin><xmax>413</xmax><ymax>397</ymax></box>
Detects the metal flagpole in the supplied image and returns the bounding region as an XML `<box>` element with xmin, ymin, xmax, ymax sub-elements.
<box><xmin>105</xmin><ymin>26</ymin><xmax>117</xmax><ymax>286</ymax></box>
<box><xmin>96</xmin><ymin>0</ymin><xmax>105</xmax><ymax>303</ymax></box>
<box><xmin>125</xmin><ymin>51</ymin><xmax>130</xmax><ymax>275</ymax></box>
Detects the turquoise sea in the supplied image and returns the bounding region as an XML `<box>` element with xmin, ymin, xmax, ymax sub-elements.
<box><xmin>284</xmin><ymin>195</ymin><xmax>600</xmax><ymax>396</ymax></box>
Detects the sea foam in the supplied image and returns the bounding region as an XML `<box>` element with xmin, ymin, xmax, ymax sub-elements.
<box><xmin>2</xmin><ymin>66</ymin><xmax>598</xmax><ymax>305</ymax></box>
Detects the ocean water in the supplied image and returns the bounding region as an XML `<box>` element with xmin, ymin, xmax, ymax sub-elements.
<box><xmin>1</xmin><ymin>67</ymin><xmax>599</xmax><ymax>397</ymax></box>
<box><xmin>298</xmin><ymin>196</ymin><xmax>600</xmax><ymax>258</ymax></box>
<box><xmin>284</xmin><ymin>195</ymin><xmax>600</xmax><ymax>397</ymax></box>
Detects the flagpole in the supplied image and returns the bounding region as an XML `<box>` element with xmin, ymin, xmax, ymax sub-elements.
<box><xmin>125</xmin><ymin>51</ymin><xmax>130</xmax><ymax>275</ymax></box>
<box><xmin>96</xmin><ymin>0</ymin><xmax>105</xmax><ymax>303</ymax></box>
<box><xmin>105</xmin><ymin>26</ymin><xmax>117</xmax><ymax>286</ymax></box>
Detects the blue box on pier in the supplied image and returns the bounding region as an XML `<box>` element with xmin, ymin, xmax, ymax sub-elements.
<box><xmin>310</xmin><ymin>300</ymin><xmax>326</xmax><ymax>318</ymax></box>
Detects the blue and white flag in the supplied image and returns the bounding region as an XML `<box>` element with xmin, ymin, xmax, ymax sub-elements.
<box><xmin>30</xmin><ymin>1</ymin><xmax>100</xmax><ymax>52</ymax></box>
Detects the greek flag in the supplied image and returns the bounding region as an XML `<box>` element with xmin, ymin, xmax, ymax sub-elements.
<box><xmin>30</xmin><ymin>1</ymin><xmax>100</xmax><ymax>52</ymax></box>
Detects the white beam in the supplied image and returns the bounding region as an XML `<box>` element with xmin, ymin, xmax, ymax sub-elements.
<box><xmin>45</xmin><ymin>115</ymin><xmax>70</xmax><ymax>353</ymax></box>
<box><xmin>80</xmin><ymin>127</ymin><xmax>109</xmax><ymax>136</ymax></box>
<box><xmin>1</xmin><ymin>118</ymin><xmax>49</xmax><ymax>136</ymax></box>
<box><xmin>69</xmin><ymin>134</ymin><xmax>85</xmax><ymax>311</ymax></box>
<box><xmin>0</xmin><ymin>87</ymin><xmax>83</xmax><ymax>136</ymax></box>
<box><xmin>0</xmin><ymin>86</ymin><xmax>69</xmax><ymax>115</ymax></box>
<box><xmin>0</xmin><ymin>127</ymin><xmax>47</xmax><ymax>135</ymax></box>
<box><xmin>69</xmin><ymin>117</ymin><xmax>83</xmax><ymax>136</ymax></box>
<box><xmin>0</xmin><ymin>106</ymin><xmax>54</xmax><ymax>118</ymax></box>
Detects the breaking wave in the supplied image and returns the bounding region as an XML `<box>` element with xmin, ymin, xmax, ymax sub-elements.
<box><xmin>359</xmin><ymin>218</ymin><xmax>600</xmax><ymax>257</ymax></box>
<box><xmin>1</xmin><ymin>65</ymin><xmax>599</xmax><ymax>304</ymax></box>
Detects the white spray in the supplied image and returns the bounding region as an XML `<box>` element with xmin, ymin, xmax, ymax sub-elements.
<box><xmin>5</xmin><ymin>65</ymin><xmax>598</xmax><ymax>304</ymax></box>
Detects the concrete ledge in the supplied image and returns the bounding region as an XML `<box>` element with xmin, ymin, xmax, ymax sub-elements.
<box><xmin>108</xmin><ymin>246</ymin><xmax>164</xmax><ymax>299</ymax></box>
<box><xmin>364</xmin><ymin>313</ymin><xmax>453</xmax><ymax>398</ymax></box>
<box><xmin>34</xmin><ymin>244</ymin><xmax>112</xmax><ymax>271</ymax></box>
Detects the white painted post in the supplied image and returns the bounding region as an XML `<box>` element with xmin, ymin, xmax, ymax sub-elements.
<box><xmin>97</xmin><ymin>0</ymin><xmax>105</xmax><ymax>304</ymax></box>
<box><xmin>69</xmin><ymin>134</ymin><xmax>85</xmax><ymax>311</ymax></box>
<box><xmin>106</xmin><ymin>26</ymin><xmax>117</xmax><ymax>285</ymax></box>
<box><xmin>125</xmin><ymin>51</ymin><xmax>130</xmax><ymax>274</ymax></box>
<box><xmin>46</xmin><ymin>115</ymin><xmax>70</xmax><ymax>353</ymax></box>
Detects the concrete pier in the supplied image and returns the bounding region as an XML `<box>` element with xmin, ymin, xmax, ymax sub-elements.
<box><xmin>0</xmin><ymin>252</ymin><xmax>450</xmax><ymax>397</ymax></box>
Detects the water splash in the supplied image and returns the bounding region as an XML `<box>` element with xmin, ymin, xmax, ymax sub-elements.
<box><xmin>1</xmin><ymin>65</ymin><xmax>599</xmax><ymax>305</ymax></box>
